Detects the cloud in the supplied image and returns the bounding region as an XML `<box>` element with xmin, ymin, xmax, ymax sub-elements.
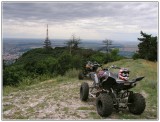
<box><xmin>2</xmin><ymin>2</ymin><xmax>158</xmax><ymax>40</ymax></box>
<box><xmin>3</xmin><ymin>2</ymin><xmax>158</xmax><ymax>21</ymax></box>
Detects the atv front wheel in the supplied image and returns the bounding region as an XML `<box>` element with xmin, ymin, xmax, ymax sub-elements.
<box><xmin>80</xmin><ymin>82</ymin><xmax>89</xmax><ymax>101</ymax></box>
<box><xmin>78</xmin><ymin>72</ymin><xmax>84</xmax><ymax>80</ymax></box>
<box><xmin>128</xmin><ymin>93</ymin><xmax>146</xmax><ymax>115</ymax></box>
<box><xmin>96</xmin><ymin>93</ymin><xmax>113</xmax><ymax>117</ymax></box>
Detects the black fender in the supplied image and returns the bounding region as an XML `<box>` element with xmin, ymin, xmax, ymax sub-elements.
<box><xmin>101</xmin><ymin>77</ymin><xmax>117</xmax><ymax>90</ymax></box>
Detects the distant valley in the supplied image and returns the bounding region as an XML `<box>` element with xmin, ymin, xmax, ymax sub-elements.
<box><xmin>3</xmin><ymin>38</ymin><xmax>138</xmax><ymax>64</ymax></box>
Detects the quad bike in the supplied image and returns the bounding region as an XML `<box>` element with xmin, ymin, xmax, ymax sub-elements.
<box><xmin>78</xmin><ymin>61</ymin><xmax>101</xmax><ymax>80</ymax></box>
<box><xmin>80</xmin><ymin>65</ymin><xmax>146</xmax><ymax>117</ymax></box>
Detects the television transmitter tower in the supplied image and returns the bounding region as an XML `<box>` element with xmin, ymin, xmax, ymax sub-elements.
<box><xmin>44</xmin><ymin>24</ymin><xmax>51</xmax><ymax>48</ymax></box>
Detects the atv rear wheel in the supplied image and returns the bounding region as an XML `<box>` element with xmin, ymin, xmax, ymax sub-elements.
<box><xmin>96</xmin><ymin>93</ymin><xmax>113</xmax><ymax>117</ymax></box>
<box><xmin>78</xmin><ymin>72</ymin><xmax>84</xmax><ymax>80</ymax></box>
<box><xmin>128</xmin><ymin>93</ymin><xmax>146</xmax><ymax>115</ymax></box>
<box><xmin>80</xmin><ymin>82</ymin><xmax>89</xmax><ymax>101</ymax></box>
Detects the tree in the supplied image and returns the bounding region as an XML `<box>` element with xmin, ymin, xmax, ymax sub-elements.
<box><xmin>73</xmin><ymin>37</ymin><xmax>81</xmax><ymax>49</ymax></box>
<box><xmin>66</xmin><ymin>34</ymin><xmax>81</xmax><ymax>54</ymax></box>
<box><xmin>103</xmin><ymin>39</ymin><xmax>112</xmax><ymax>53</ymax></box>
<box><xmin>103</xmin><ymin>49</ymin><xmax>123</xmax><ymax>63</ymax></box>
<box><xmin>3</xmin><ymin>60</ymin><xmax>6</xmax><ymax>70</ymax></box>
<box><xmin>132</xmin><ymin>52</ymin><xmax>140</xmax><ymax>60</ymax></box>
<box><xmin>103</xmin><ymin>39</ymin><xmax>113</xmax><ymax>63</ymax></box>
<box><xmin>110</xmin><ymin>49</ymin><xmax>123</xmax><ymax>61</ymax></box>
<box><xmin>137</xmin><ymin>31</ymin><xmax>157</xmax><ymax>61</ymax></box>
<box><xmin>90</xmin><ymin>52</ymin><xmax>106</xmax><ymax>64</ymax></box>
<box><xmin>57</xmin><ymin>52</ymin><xmax>72</xmax><ymax>75</ymax></box>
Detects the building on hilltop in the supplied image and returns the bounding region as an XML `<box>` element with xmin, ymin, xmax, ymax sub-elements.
<box><xmin>44</xmin><ymin>24</ymin><xmax>52</xmax><ymax>48</ymax></box>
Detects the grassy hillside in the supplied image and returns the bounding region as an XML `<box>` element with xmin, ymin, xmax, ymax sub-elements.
<box><xmin>3</xmin><ymin>47</ymin><xmax>106</xmax><ymax>86</ymax></box>
<box><xmin>3</xmin><ymin>59</ymin><xmax>157</xmax><ymax>120</ymax></box>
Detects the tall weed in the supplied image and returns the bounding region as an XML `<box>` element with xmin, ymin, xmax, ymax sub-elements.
<box><xmin>65</xmin><ymin>68</ymin><xmax>79</xmax><ymax>78</ymax></box>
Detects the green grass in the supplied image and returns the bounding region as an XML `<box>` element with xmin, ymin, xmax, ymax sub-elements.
<box><xmin>62</xmin><ymin>107</ymin><xmax>69</xmax><ymax>114</ymax></box>
<box><xmin>3</xmin><ymin>86</ymin><xmax>18</xmax><ymax>96</ymax></box>
<box><xmin>36</xmin><ymin>103</ymin><xmax>46</xmax><ymax>109</ymax></box>
<box><xmin>77</xmin><ymin>106</ymin><xmax>95</xmax><ymax>110</ymax></box>
<box><xmin>3</xmin><ymin>67</ymin><xmax>78</xmax><ymax>96</ymax></box>
<box><xmin>27</xmin><ymin>107</ymin><xmax>35</xmax><ymax>114</ymax></box>
<box><xmin>3</xmin><ymin>74</ymin><xmax>54</xmax><ymax>96</ymax></box>
<box><xmin>65</xmin><ymin>68</ymin><xmax>80</xmax><ymax>78</ymax></box>
<box><xmin>55</xmin><ymin>75</ymin><xmax>69</xmax><ymax>83</ymax></box>
<box><xmin>105</xmin><ymin>59</ymin><xmax>157</xmax><ymax>92</ymax></box>
<box><xmin>13</xmin><ymin>111</ymin><xmax>29</xmax><ymax>119</ymax></box>
<box><xmin>70</xmin><ymin>112</ymin><xmax>81</xmax><ymax>118</ymax></box>
<box><xmin>3</xmin><ymin>104</ymin><xmax>15</xmax><ymax>112</ymax></box>
<box><xmin>89</xmin><ymin>112</ymin><xmax>101</xmax><ymax>119</ymax></box>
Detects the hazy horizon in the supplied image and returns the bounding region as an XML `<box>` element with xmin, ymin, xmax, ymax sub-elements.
<box><xmin>3</xmin><ymin>37</ymin><xmax>139</xmax><ymax>44</ymax></box>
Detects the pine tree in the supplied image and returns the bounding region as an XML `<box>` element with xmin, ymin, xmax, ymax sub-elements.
<box><xmin>138</xmin><ymin>31</ymin><xmax>157</xmax><ymax>61</ymax></box>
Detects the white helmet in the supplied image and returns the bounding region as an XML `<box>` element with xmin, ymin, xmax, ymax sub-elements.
<box><xmin>118</xmin><ymin>68</ymin><xmax>130</xmax><ymax>81</ymax></box>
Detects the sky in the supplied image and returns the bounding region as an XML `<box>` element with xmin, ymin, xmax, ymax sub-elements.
<box><xmin>2</xmin><ymin>2</ymin><xmax>158</xmax><ymax>42</ymax></box>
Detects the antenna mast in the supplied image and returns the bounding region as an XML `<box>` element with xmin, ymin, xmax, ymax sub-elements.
<box><xmin>43</xmin><ymin>24</ymin><xmax>51</xmax><ymax>48</ymax></box>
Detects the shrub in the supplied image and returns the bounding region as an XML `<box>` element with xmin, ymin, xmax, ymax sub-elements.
<box><xmin>3</xmin><ymin>65</ymin><xmax>26</xmax><ymax>86</ymax></box>
<box><xmin>71</xmin><ymin>55</ymin><xmax>83</xmax><ymax>69</ymax></box>
<box><xmin>132</xmin><ymin>53</ymin><xmax>140</xmax><ymax>60</ymax></box>
<box><xmin>65</xmin><ymin>68</ymin><xmax>79</xmax><ymax>78</ymax></box>
<box><xmin>57</xmin><ymin>52</ymin><xmax>72</xmax><ymax>75</ymax></box>
<box><xmin>90</xmin><ymin>52</ymin><xmax>106</xmax><ymax>64</ymax></box>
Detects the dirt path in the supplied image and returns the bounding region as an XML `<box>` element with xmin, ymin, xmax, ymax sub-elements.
<box><xmin>3</xmin><ymin>80</ymin><xmax>98</xmax><ymax>120</ymax></box>
<box><xmin>2</xmin><ymin>79</ymin><xmax>156</xmax><ymax>120</ymax></box>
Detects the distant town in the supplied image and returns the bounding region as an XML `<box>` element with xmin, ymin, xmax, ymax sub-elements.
<box><xmin>3</xmin><ymin>38</ymin><xmax>138</xmax><ymax>64</ymax></box>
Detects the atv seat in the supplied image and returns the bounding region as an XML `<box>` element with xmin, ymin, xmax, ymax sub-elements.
<box><xmin>114</xmin><ymin>73</ymin><xmax>119</xmax><ymax>79</ymax></box>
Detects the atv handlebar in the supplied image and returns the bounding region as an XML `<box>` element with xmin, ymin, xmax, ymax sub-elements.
<box><xmin>86</xmin><ymin>61</ymin><xmax>120</xmax><ymax>70</ymax></box>
<box><xmin>89</xmin><ymin>61</ymin><xmax>102</xmax><ymax>67</ymax></box>
<box><xmin>108</xmin><ymin>65</ymin><xmax>121</xmax><ymax>70</ymax></box>
<box><xmin>101</xmin><ymin>65</ymin><xmax>121</xmax><ymax>71</ymax></box>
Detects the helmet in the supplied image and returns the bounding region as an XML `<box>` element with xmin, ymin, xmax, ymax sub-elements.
<box><xmin>118</xmin><ymin>68</ymin><xmax>129</xmax><ymax>81</ymax></box>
